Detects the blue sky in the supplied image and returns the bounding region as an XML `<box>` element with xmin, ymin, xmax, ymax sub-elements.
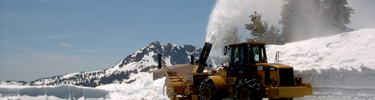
<box><xmin>0</xmin><ymin>0</ymin><xmax>215</xmax><ymax>81</ymax></box>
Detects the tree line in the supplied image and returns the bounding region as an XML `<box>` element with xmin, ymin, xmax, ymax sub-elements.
<box><xmin>227</xmin><ymin>0</ymin><xmax>354</xmax><ymax>45</ymax></box>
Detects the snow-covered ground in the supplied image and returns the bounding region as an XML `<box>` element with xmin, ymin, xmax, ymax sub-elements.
<box><xmin>0</xmin><ymin>72</ymin><xmax>168</xmax><ymax>100</ymax></box>
<box><xmin>95</xmin><ymin>72</ymin><xmax>168</xmax><ymax>100</ymax></box>
<box><xmin>1</xmin><ymin>29</ymin><xmax>375</xmax><ymax>100</ymax></box>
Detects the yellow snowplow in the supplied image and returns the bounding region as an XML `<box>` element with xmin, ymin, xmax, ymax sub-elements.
<box><xmin>160</xmin><ymin>42</ymin><xmax>312</xmax><ymax>100</ymax></box>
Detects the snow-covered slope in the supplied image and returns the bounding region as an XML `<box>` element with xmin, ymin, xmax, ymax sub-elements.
<box><xmin>267</xmin><ymin>28</ymin><xmax>375</xmax><ymax>71</ymax></box>
<box><xmin>23</xmin><ymin>41</ymin><xmax>202</xmax><ymax>87</ymax></box>
<box><xmin>266</xmin><ymin>28</ymin><xmax>375</xmax><ymax>99</ymax></box>
<box><xmin>2</xmin><ymin>29</ymin><xmax>375</xmax><ymax>100</ymax></box>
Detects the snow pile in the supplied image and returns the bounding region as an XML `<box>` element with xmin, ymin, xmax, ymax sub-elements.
<box><xmin>96</xmin><ymin>72</ymin><xmax>168</xmax><ymax>100</ymax></box>
<box><xmin>267</xmin><ymin>29</ymin><xmax>375</xmax><ymax>99</ymax></box>
<box><xmin>267</xmin><ymin>28</ymin><xmax>375</xmax><ymax>70</ymax></box>
<box><xmin>0</xmin><ymin>72</ymin><xmax>168</xmax><ymax>100</ymax></box>
<box><xmin>0</xmin><ymin>85</ymin><xmax>108</xmax><ymax>100</ymax></box>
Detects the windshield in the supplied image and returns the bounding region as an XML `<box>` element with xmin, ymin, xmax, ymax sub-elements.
<box><xmin>249</xmin><ymin>44</ymin><xmax>267</xmax><ymax>63</ymax></box>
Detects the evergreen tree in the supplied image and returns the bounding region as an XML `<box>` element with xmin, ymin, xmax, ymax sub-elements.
<box><xmin>266</xmin><ymin>25</ymin><xmax>281</xmax><ymax>44</ymax></box>
<box><xmin>279</xmin><ymin>0</ymin><xmax>295</xmax><ymax>43</ymax></box>
<box><xmin>321</xmin><ymin>0</ymin><xmax>354</xmax><ymax>29</ymax></box>
<box><xmin>246</xmin><ymin>11</ymin><xmax>268</xmax><ymax>39</ymax></box>
<box><xmin>279</xmin><ymin>0</ymin><xmax>354</xmax><ymax>43</ymax></box>
<box><xmin>279</xmin><ymin>0</ymin><xmax>321</xmax><ymax>43</ymax></box>
<box><xmin>245</xmin><ymin>11</ymin><xmax>281</xmax><ymax>44</ymax></box>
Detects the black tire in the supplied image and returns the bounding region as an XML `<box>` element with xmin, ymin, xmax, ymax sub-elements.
<box><xmin>199</xmin><ymin>78</ymin><xmax>216</xmax><ymax>100</ymax></box>
<box><xmin>234</xmin><ymin>78</ymin><xmax>263</xmax><ymax>100</ymax></box>
<box><xmin>269</xmin><ymin>98</ymin><xmax>293</xmax><ymax>100</ymax></box>
<box><xmin>270</xmin><ymin>98</ymin><xmax>293</xmax><ymax>100</ymax></box>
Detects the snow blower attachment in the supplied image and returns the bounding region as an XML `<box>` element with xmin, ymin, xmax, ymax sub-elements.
<box><xmin>162</xmin><ymin>41</ymin><xmax>312</xmax><ymax>100</ymax></box>
<box><xmin>195</xmin><ymin>42</ymin><xmax>212</xmax><ymax>73</ymax></box>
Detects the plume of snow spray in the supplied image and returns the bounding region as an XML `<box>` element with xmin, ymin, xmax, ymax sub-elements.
<box><xmin>206</xmin><ymin>0</ymin><xmax>285</xmax><ymax>55</ymax></box>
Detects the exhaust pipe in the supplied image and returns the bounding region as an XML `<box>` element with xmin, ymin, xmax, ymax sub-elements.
<box><xmin>158</xmin><ymin>54</ymin><xmax>162</xmax><ymax>69</ymax></box>
<box><xmin>190</xmin><ymin>55</ymin><xmax>194</xmax><ymax>65</ymax></box>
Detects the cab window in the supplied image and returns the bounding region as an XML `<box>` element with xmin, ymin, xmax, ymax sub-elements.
<box><xmin>252</xmin><ymin>46</ymin><xmax>260</xmax><ymax>62</ymax></box>
<box><xmin>249</xmin><ymin>44</ymin><xmax>267</xmax><ymax>63</ymax></box>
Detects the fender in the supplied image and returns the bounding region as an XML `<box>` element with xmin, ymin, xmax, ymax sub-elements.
<box><xmin>209</xmin><ymin>76</ymin><xmax>227</xmax><ymax>90</ymax></box>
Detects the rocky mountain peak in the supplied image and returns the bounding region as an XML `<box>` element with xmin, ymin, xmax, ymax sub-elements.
<box><xmin>150</xmin><ymin>41</ymin><xmax>161</xmax><ymax>46</ymax></box>
<box><xmin>120</xmin><ymin>41</ymin><xmax>201</xmax><ymax>68</ymax></box>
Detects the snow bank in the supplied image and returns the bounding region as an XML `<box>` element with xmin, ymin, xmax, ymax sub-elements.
<box><xmin>0</xmin><ymin>72</ymin><xmax>168</xmax><ymax>100</ymax></box>
<box><xmin>0</xmin><ymin>85</ymin><xmax>108</xmax><ymax>100</ymax></box>
<box><xmin>267</xmin><ymin>28</ymin><xmax>375</xmax><ymax>70</ymax></box>
<box><xmin>96</xmin><ymin>72</ymin><xmax>168</xmax><ymax>100</ymax></box>
<box><xmin>267</xmin><ymin>28</ymin><xmax>375</xmax><ymax>99</ymax></box>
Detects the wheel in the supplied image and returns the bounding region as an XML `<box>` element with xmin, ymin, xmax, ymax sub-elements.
<box><xmin>199</xmin><ymin>78</ymin><xmax>216</xmax><ymax>100</ymax></box>
<box><xmin>235</xmin><ymin>78</ymin><xmax>263</xmax><ymax>100</ymax></box>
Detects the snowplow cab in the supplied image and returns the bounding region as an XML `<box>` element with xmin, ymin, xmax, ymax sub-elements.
<box><xmin>225</xmin><ymin>42</ymin><xmax>268</xmax><ymax>77</ymax></box>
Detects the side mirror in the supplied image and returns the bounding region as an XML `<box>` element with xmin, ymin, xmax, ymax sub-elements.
<box><xmin>222</xmin><ymin>46</ymin><xmax>230</xmax><ymax>55</ymax></box>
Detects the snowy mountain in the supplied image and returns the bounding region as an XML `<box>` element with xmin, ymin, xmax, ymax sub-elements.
<box><xmin>25</xmin><ymin>41</ymin><xmax>202</xmax><ymax>87</ymax></box>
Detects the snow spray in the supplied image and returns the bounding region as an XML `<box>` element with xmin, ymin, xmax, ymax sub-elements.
<box><xmin>205</xmin><ymin>0</ymin><xmax>284</xmax><ymax>53</ymax></box>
